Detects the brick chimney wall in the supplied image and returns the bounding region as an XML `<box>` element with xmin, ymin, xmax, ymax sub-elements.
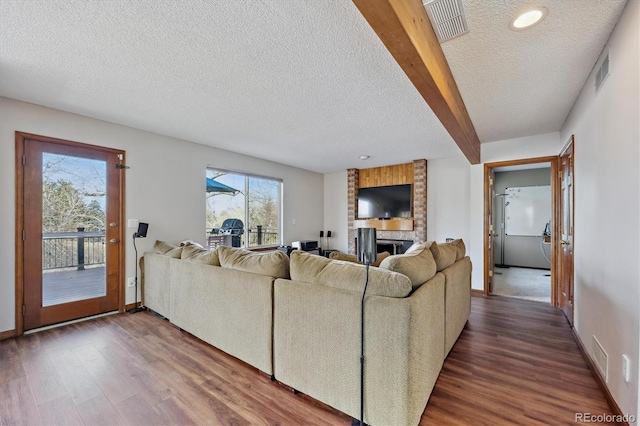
<box><xmin>347</xmin><ymin>160</ymin><xmax>427</xmax><ymax>255</ymax></box>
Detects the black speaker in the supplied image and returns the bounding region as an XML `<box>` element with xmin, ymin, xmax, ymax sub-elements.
<box><xmin>320</xmin><ymin>230</ymin><xmax>324</xmax><ymax>238</ymax></box>
<box><xmin>135</xmin><ymin>222</ymin><xmax>149</xmax><ymax>238</ymax></box>
<box><xmin>327</xmin><ymin>230</ymin><xmax>332</xmax><ymax>238</ymax></box>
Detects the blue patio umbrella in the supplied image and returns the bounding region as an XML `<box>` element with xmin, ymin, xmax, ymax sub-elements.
<box><xmin>206</xmin><ymin>177</ymin><xmax>240</xmax><ymax>195</ymax></box>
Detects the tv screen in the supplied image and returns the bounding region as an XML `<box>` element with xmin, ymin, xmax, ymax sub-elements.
<box><xmin>357</xmin><ymin>184</ymin><xmax>412</xmax><ymax>219</ymax></box>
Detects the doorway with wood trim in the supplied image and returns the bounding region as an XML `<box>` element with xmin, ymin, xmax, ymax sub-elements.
<box><xmin>558</xmin><ymin>136</ymin><xmax>575</xmax><ymax>324</ymax></box>
<box><xmin>15</xmin><ymin>132</ymin><xmax>126</xmax><ymax>334</ymax></box>
<box><xmin>484</xmin><ymin>156</ymin><xmax>560</xmax><ymax>306</ymax></box>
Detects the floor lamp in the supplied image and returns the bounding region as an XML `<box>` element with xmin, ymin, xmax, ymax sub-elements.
<box><xmin>354</xmin><ymin>227</ymin><xmax>376</xmax><ymax>426</ymax></box>
<box><xmin>130</xmin><ymin>222</ymin><xmax>148</xmax><ymax>314</ymax></box>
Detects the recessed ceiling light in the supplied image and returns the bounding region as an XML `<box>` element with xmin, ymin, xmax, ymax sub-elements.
<box><xmin>509</xmin><ymin>7</ymin><xmax>547</xmax><ymax>31</ymax></box>
<box><xmin>359</xmin><ymin>155</ymin><xmax>370</xmax><ymax>160</ymax></box>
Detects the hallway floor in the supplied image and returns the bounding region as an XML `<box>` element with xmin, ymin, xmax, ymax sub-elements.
<box><xmin>492</xmin><ymin>266</ymin><xmax>551</xmax><ymax>303</ymax></box>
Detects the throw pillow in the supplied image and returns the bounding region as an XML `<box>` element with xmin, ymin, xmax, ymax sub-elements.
<box><xmin>291</xmin><ymin>250</ymin><xmax>411</xmax><ymax>298</ymax></box>
<box><xmin>329</xmin><ymin>251</ymin><xmax>390</xmax><ymax>267</ymax></box>
<box><xmin>429</xmin><ymin>241</ymin><xmax>459</xmax><ymax>271</ymax></box>
<box><xmin>181</xmin><ymin>244</ymin><xmax>220</xmax><ymax>266</ymax></box>
<box><xmin>217</xmin><ymin>246</ymin><xmax>290</xmax><ymax>279</ymax></box>
<box><xmin>451</xmin><ymin>239</ymin><xmax>466</xmax><ymax>260</ymax></box>
<box><xmin>379</xmin><ymin>242</ymin><xmax>437</xmax><ymax>289</ymax></box>
<box><xmin>153</xmin><ymin>240</ymin><xmax>183</xmax><ymax>258</ymax></box>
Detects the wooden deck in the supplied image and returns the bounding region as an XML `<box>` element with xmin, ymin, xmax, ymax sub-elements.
<box><xmin>42</xmin><ymin>266</ymin><xmax>106</xmax><ymax>307</ymax></box>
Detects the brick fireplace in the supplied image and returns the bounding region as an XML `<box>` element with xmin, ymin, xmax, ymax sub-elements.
<box><xmin>347</xmin><ymin>159</ymin><xmax>427</xmax><ymax>255</ymax></box>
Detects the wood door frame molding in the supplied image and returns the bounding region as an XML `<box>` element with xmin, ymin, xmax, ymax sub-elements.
<box><xmin>14</xmin><ymin>132</ymin><xmax>126</xmax><ymax>336</ymax></box>
<box><xmin>559</xmin><ymin>135</ymin><xmax>575</xmax><ymax>323</ymax></box>
<box><xmin>483</xmin><ymin>156</ymin><xmax>560</xmax><ymax>306</ymax></box>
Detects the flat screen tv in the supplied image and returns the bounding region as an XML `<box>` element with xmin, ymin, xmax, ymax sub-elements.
<box><xmin>357</xmin><ymin>184</ymin><xmax>412</xmax><ymax>219</ymax></box>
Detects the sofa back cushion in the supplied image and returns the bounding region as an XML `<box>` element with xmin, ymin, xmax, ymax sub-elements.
<box><xmin>378</xmin><ymin>241</ymin><xmax>437</xmax><ymax>289</ymax></box>
<box><xmin>429</xmin><ymin>239</ymin><xmax>466</xmax><ymax>271</ymax></box>
<box><xmin>290</xmin><ymin>250</ymin><xmax>411</xmax><ymax>298</ymax></box>
<box><xmin>218</xmin><ymin>246</ymin><xmax>290</xmax><ymax>279</ymax></box>
<box><xmin>181</xmin><ymin>244</ymin><xmax>220</xmax><ymax>266</ymax></box>
<box><xmin>328</xmin><ymin>251</ymin><xmax>390</xmax><ymax>267</ymax></box>
<box><xmin>153</xmin><ymin>240</ymin><xmax>183</xmax><ymax>258</ymax></box>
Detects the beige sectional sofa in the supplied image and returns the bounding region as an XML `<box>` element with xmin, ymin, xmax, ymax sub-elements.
<box><xmin>142</xmin><ymin>242</ymin><xmax>289</xmax><ymax>375</ymax></box>
<box><xmin>274</xmin><ymin>240</ymin><xmax>471</xmax><ymax>425</ymax></box>
<box><xmin>142</xmin><ymin>239</ymin><xmax>471</xmax><ymax>426</ymax></box>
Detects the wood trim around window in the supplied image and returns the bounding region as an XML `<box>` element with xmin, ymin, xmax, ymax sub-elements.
<box><xmin>14</xmin><ymin>131</ymin><xmax>126</xmax><ymax>336</ymax></box>
<box><xmin>483</xmin><ymin>155</ymin><xmax>560</xmax><ymax>305</ymax></box>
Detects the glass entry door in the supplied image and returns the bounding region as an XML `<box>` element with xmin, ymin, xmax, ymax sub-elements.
<box><xmin>22</xmin><ymin>136</ymin><xmax>123</xmax><ymax>330</ymax></box>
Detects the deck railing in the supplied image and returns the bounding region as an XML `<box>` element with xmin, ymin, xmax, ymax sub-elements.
<box><xmin>246</xmin><ymin>227</ymin><xmax>279</xmax><ymax>246</ymax></box>
<box><xmin>42</xmin><ymin>228</ymin><xmax>106</xmax><ymax>270</ymax></box>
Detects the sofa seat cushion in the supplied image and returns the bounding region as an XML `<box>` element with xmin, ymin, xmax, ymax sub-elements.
<box><xmin>290</xmin><ymin>250</ymin><xmax>411</xmax><ymax>298</ymax></box>
<box><xmin>153</xmin><ymin>240</ymin><xmax>183</xmax><ymax>258</ymax></box>
<box><xmin>181</xmin><ymin>244</ymin><xmax>220</xmax><ymax>266</ymax></box>
<box><xmin>328</xmin><ymin>251</ymin><xmax>390</xmax><ymax>267</ymax></box>
<box><xmin>378</xmin><ymin>241</ymin><xmax>437</xmax><ymax>289</ymax></box>
<box><xmin>430</xmin><ymin>239</ymin><xmax>466</xmax><ymax>271</ymax></box>
<box><xmin>218</xmin><ymin>246</ymin><xmax>290</xmax><ymax>279</ymax></box>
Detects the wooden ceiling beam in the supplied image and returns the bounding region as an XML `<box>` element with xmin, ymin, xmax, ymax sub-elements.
<box><xmin>353</xmin><ymin>0</ymin><xmax>481</xmax><ymax>164</ymax></box>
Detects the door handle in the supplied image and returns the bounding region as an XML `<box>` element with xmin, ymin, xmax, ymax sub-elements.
<box><xmin>109</xmin><ymin>238</ymin><xmax>118</xmax><ymax>244</ymax></box>
<box><xmin>561</xmin><ymin>240</ymin><xmax>570</xmax><ymax>246</ymax></box>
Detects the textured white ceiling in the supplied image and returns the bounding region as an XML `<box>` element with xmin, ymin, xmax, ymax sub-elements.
<box><xmin>0</xmin><ymin>1</ymin><xmax>627</xmax><ymax>173</ymax></box>
<box><xmin>441</xmin><ymin>0</ymin><xmax>627</xmax><ymax>143</ymax></box>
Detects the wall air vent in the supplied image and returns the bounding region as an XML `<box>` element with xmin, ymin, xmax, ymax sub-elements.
<box><xmin>595</xmin><ymin>52</ymin><xmax>609</xmax><ymax>93</ymax></box>
<box><xmin>423</xmin><ymin>0</ymin><xmax>469</xmax><ymax>43</ymax></box>
<box><xmin>592</xmin><ymin>335</ymin><xmax>608</xmax><ymax>381</ymax></box>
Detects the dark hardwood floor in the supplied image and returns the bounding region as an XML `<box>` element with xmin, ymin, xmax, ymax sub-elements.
<box><xmin>0</xmin><ymin>295</ymin><xmax>612</xmax><ymax>425</ymax></box>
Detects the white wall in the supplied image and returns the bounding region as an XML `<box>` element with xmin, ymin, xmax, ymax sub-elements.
<box><xmin>323</xmin><ymin>171</ymin><xmax>348</xmax><ymax>253</ymax></box>
<box><xmin>559</xmin><ymin>0</ymin><xmax>639</xmax><ymax>419</ymax></box>
<box><xmin>426</xmin><ymin>155</ymin><xmax>470</xmax><ymax>244</ymax></box>
<box><xmin>0</xmin><ymin>97</ymin><xmax>324</xmax><ymax>333</ymax></box>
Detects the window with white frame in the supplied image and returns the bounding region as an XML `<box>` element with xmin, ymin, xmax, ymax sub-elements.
<box><xmin>206</xmin><ymin>168</ymin><xmax>282</xmax><ymax>248</ymax></box>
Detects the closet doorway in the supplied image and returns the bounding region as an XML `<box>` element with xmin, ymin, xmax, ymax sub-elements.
<box><xmin>484</xmin><ymin>156</ymin><xmax>559</xmax><ymax>305</ymax></box>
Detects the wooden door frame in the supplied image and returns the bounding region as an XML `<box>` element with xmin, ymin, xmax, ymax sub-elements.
<box><xmin>558</xmin><ymin>135</ymin><xmax>575</xmax><ymax>323</ymax></box>
<box><xmin>15</xmin><ymin>132</ymin><xmax>126</xmax><ymax>336</ymax></box>
<box><xmin>483</xmin><ymin>156</ymin><xmax>560</xmax><ymax>306</ymax></box>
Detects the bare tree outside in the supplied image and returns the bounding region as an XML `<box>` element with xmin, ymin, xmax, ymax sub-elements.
<box><xmin>43</xmin><ymin>153</ymin><xmax>106</xmax><ymax>232</ymax></box>
<box><xmin>248</xmin><ymin>177</ymin><xmax>279</xmax><ymax>238</ymax></box>
<box><xmin>42</xmin><ymin>153</ymin><xmax>107</xmax><ymax>270</ymax></box>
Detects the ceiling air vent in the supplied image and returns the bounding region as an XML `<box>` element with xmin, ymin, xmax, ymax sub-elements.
<box><xmin>595</xmin><ymin>52</ymin><xmax>610</xmax><ymax>93</ymax></box>
<box><xmin>423</xmin><ymin>0</ymin><xmax>469</xmax><ymax>43</ymax></box>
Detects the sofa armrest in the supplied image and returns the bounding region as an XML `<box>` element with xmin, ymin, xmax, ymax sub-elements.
<box><xmin>442</xmin><ymin>256</ymin><xmax>472</xmax><ymax>355</ymax></box>
<box><xmin>142</xmin><ymin>252</ymin><xmax>173</xmax><ymax>318</ymax></box>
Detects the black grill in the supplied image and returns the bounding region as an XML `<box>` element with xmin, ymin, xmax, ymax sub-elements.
<box><xmin>212</xmin><ymin>218</ymin><xmax>244</xmax><ymax>247</ymax></box>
